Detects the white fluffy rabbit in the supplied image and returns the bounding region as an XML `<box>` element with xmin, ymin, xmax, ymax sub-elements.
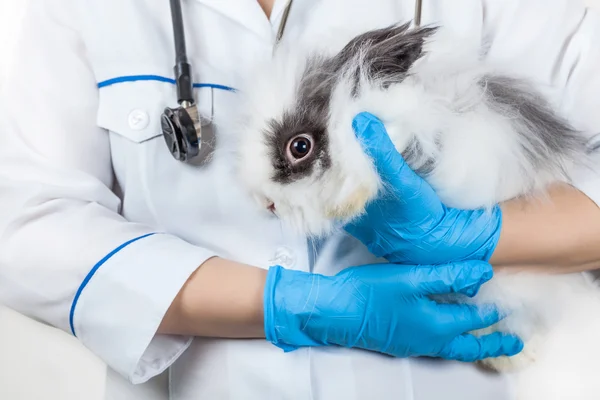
<box><xmin>232</xmin><ymin>22</ymin><xmax>600</xmax><ymax>400</ymax></box>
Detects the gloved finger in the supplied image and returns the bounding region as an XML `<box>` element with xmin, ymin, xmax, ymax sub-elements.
<box><xmin>352</xmin><ymin>112</ymin><xmax>406</xmax><ymax>183</ymax></box>
<box><xmin>342</xmin><ymin>261</ymin><xmax>492</xmax><ymax>297</ymax></box>
<box><xmin>413</xmin><ymin>261</ymin><xmax>493</xmax><ymax>297</ymax></box>
<box><xmin>438</xmin><ymin>332</ymin><xmax>524</xmax><ymax>362</ymax></box>
<box><xmin>436</xmin><ymin>303</ymin><xmax>505</xmax><ymax>336</ymax></box>
<box><xmin>351</xmin><ymin>112</ymin><xmax>444</xmax><ymax>215</ymax></box>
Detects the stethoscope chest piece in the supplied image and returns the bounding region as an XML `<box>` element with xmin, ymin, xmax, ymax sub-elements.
<box><xmin>163</xmin><ymin>0</ymin><xmax>295</xmax><ymax>165</ymax></box>
<box><xmin>164</xmin><ymin>0</ymin><xmax>214</xmax><ymax>165</ymax></box>
<box><xmin>161</xmin><ymin>103</ymin><xmax>202</xmax><ymax>163</ymax></box>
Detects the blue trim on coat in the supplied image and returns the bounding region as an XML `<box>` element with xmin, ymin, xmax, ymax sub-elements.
<box><xmin>69</xmin><ymin>233</ymin><xmax>157</xmax><ymax>336</ymax></box>
<box><xmin>97</xmin><ymin>75</ymin><xmax>236</xmax><ymax>92</ymax></box>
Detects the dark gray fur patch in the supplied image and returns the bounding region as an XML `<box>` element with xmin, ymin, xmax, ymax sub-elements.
<box><xmin>333</xmin><ymin>22</ymin><xmax>438</xmax><ymax>95</ymax></box>
<box><xmin>401</xmin><ymin>136</ymin><xmax>437</xmax><ymax>176</ymax></box>
<box><xmin>266</xmin><ymin>108</ymin><xmax>331</xmax><ymax>184</ymax></box>
<box><xmin>266</xmin><ymin>56</ymin><xmax>335</xmax><ymax>184</ymax></box>
<box><xmin>266</xmin><ymin>23</ymin><xmax>437</xmax><ymax>184</ymax></box>
<box><xmin>480</xmin><ymin>75</ymin><xmax>589</xmax><ymax>176</ymax></box>
<box><xmin>588</xmin><ymin>134</ymin><xmax>600</xmax><ymax>153</ymax></box>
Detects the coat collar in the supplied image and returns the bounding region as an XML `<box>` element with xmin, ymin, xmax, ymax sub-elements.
<box><xmin>190</xmin><ymin>0</ymin><xmax>293</xmax><ymax>43</ymax></box>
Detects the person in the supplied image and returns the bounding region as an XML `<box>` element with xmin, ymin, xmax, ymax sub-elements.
<box><xmin>0</xmin><ymin>0</ymin><xmax>598</xmax><ymax>399</ymax></box>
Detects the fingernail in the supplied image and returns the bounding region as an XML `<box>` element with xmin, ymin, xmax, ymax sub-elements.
<box><xmin>461</xmin><ymin>263</ymin><xmax>493</xmax><ymax>297</ymax></box>
<box><xmin>508</xmin><ymin>338</ymin><xmax>524</xmax><ymax>356</ymax></box>
<box><xmin>473</xmin><ymin>262</ymin><xmax>493</xmax><ymax>284</ymax></box>
<box><xmin>497</xmin><ymin>308</ymin><xmax>512</xmax><ymax>320</ymax></box>
<box><xmin>482</xmin><ymin>268</ymin><xmax>493</xmax><ymax>282</ymax></box>
<box><xmin>352</xmin><ymin>112</ymin><xmax>383</xmax><ymax>138</ymax></box>
<box><xmin>479</xmin><ymin>305</ymin><xmax>502</xmax><ymax>325</ymax></box>
<box><xmin>463</xmin><ymin>285</ymin><xmax>479</xmax><ymax>298</ymax></box>
<box><xmin>477</xmin><ymin>261</ymin><xmax>493</xmax><ymax>276</ymax></box>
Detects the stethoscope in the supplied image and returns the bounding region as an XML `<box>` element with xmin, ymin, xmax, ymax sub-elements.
<box><xmin>161</xmin><ymin>0</ymin><xmax>424</xmax><ymax>165</ymax></box>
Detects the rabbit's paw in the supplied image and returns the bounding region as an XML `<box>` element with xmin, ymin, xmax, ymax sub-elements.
<box><xmin>476</xmin><ymin>343</ymin><xmax>537</xmax><ymax>373</ymax></box>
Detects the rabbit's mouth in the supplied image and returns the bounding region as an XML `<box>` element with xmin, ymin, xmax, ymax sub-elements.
<box><xmin>251</xmin><ymin>193</ymin><xmax>278</xmax><ymax>217</ymax></box>
<box><xmin>266</xmin><ymin>199</ymin><xmax>277</xmax><ymax>215</ymax></box>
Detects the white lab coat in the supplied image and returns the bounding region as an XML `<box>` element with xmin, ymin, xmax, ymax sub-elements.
<box><xmin>0</xmin><ymin>0</ymin><xmax>599</xmax><ymax>399</ymax></box>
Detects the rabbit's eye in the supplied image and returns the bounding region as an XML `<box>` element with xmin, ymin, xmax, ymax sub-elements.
<box><xmin>287</xmin><ymin>134</ymin><xmax>314</xmax><ymax>161</ymax></box>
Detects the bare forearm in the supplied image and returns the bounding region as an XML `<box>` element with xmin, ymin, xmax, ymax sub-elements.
<box><xmin>158</xmin><ymin>257</ymin><xmax>267</xmax><ymax>338</ymax></box>
<box><xmin>490</xmin><ymin>183</ymin><xmax>600</xmax><ymax>272</ymax></box>
<box><xmin>158</xmin><ymin>184</ymin><xmax>600</xmax><ymax>338</ymax></box>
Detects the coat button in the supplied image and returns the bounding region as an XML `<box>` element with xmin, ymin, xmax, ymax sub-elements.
<box><xmin>271</xmin><ymin>246</ymin><xmax>296</xmax><ymax>268</ymax></box>
<box><xmin>128</xmin><ymin>109</ymin><xmax>150</xmax><ymax>130</ymax></box>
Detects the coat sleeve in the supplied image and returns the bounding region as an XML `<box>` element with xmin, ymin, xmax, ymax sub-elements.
<box><xmin>0</xmin><ymin>1</ymin><xmax>217</xmax><ymax>384</ymax></box>
<box><xmin>481</xmin><ymin>0</ymin><xmax>600</xmax><ymax>206</ymax></box>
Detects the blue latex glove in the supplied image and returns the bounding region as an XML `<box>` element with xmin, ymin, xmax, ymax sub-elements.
<box><xmin>344</xmin><ymin>112</ymin><xmax>503</xmax><ymax>265</ymax></box>
<box><xmin>263</xmin><ymin>260</ymin><xmax>523</xmax><ymax>361</ymax></box>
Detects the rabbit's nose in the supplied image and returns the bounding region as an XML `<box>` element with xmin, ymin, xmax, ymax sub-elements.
<box><xmin>267</xmin><ymin>201</ymin><xmax>276</xmax><ymax>214</ymax></box>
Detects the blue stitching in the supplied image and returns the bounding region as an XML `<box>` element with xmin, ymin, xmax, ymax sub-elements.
<box><xmin>97</xmin><ymin>75</ymin><xmax>237</xmax><ymax>92</ymax></box>
<box><xmin>69</xmin><ymin>233</ymin><xmax>157</xmax><ymax>336</ymax></box>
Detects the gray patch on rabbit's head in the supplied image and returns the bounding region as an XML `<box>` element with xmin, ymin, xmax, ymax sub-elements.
<box><xmin>265</xmin><ymin>22</ymin><xmax>438</xmax><ymax>184</ymax></box>
<box><xmin>265</xmin><ymin>56</ymin><xmax>335</xmax><ymax>184</ymax></box>
<box><xmin>334</xmin><ymin>22</ymin><xmax>438</xmax><ymax>95</ymax></box>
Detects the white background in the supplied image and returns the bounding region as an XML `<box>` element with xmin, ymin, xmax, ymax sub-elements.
<box><xmin>0</xmin><ymin>0</ymin><xmax>26</xmax><ymax>83</ymax></box>
<box><xmin>0</xmin><ymin>0</ymin><xmax>599</xmax><ymax>399</ymax></box>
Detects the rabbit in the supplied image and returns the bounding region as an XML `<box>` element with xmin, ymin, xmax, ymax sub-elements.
<box><xmin>232</xmin><ymin>22</ymin><xmax>600</xmax><ymax>400</ymax></box>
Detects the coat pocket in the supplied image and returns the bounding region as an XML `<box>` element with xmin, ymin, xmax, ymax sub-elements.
<box><xmin>96</xmin><ymin>77</ymin><xmax>214</xmax><ymax>144</ymax></box>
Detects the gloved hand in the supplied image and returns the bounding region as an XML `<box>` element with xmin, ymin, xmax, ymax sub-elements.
<box><xmin>344</xmin><ymin>112</ymin><xmax>503</xmax><ymax>265</ymax></box>
<box><xmin>263</xmin><ymin>260</ymin><xmax>523</xmax><ymax>361</ymax></box>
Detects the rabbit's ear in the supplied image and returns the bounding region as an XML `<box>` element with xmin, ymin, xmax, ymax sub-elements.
<box><xmin>334</xmin><ymin>22</ymin><xmax>438</xmax><ymax>90</ymax></box>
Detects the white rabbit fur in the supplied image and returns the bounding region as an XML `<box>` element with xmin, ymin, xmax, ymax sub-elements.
<box><xmin>231</xmin><ymin>22</ymin><xmax>600</xmax><ymax>400</ymax></box>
